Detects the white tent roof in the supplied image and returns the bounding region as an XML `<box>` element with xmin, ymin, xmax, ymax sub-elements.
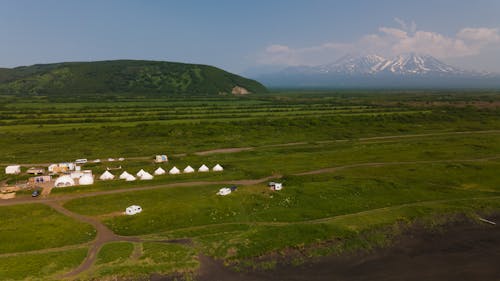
<box><xmin>212</xmin><ymin>164</ymin><xmax>224</xmax><ymax>172</ymax></box>
<box><xmin>136</xmin><ymin>169</ymin><xmax>146</xmax><ymax>177</ymax></box>
<box><xmin>198</xmin><ymin>164</ymin><xmax>209</xmax><ymax>172</ymax></box>
<box><xmin>79</xmin><ymin>174</ymin><xmax>94</xmax><ymax>185</ymax></box>
<box><xmin>140</xmin><ymin>172</ymin><xmax>153</xmax><ymax>180</ymax></box>
<box><xmin>169</xmin><ymin>166</ymin><xmax>180</xmax><ymax>174</ymax></box>
<box><xmin>119</xmin><ymin>171</ymin><xmax>131</xmax><ymax>179</ymax></box>
<box><xmin>154</xmin><ymin>167</ymin><xmax>166</xmax><ymax>175</ymax></box>
<box><xmin>125</xmin><ymin>174</ymin><xmax>136</xmax><ymax>181</ymax></box>
<box><xmin>54</xmin><ymin>175</ymin><xmax>75</xmax><ymax>187</ymax></box>
<box><xmin>183</xmin><ymin>165</ymin><xmax>195</xmax><ymax>173</ymax></box>
<box><xmin>100</xmin><ymin>171</ymin><xmax>115</xmax><ymax>180</ymax></box>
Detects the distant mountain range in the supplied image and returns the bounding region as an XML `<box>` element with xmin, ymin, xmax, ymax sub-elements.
<box><xmin>253</xmin><ymin>53</ymin><xmax>500</xmax><ymax>89</ymax></box>
<box><xmin>0</xmin><ymin>60</ymin><xmax>267</xmax><ymax>96</ymax></box>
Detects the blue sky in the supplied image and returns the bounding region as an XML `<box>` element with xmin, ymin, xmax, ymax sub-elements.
<box><xmin>1</xmin><ymin>0</ymin><xmax>500</xmax><ymax>73</ymax></box>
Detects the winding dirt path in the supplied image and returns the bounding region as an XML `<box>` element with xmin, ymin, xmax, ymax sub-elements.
<box><xmin>42</xmin><ymin>201</ymin><xmax>141</xmax><ymax>278</ymax></box>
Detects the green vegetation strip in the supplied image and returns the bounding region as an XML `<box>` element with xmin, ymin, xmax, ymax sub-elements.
<box><xmin>0</xmin><ymin>247</ymin><xmax>88</xmax><ymax>281</ymax></box>
<box><xmin>0</xmin><ymin>204</ymin><xmax>96</xmax><ymax>254</ymax></box>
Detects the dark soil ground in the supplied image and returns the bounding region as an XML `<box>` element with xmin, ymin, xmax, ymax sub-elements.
<box><xmin>174</xmin><ymin>215</ymin><xmax>500</xmax><ymax>281</ymax></box>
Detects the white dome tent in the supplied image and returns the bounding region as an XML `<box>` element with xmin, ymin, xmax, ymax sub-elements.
<box><xmin>125</xmin><ymin>174</ymin><xmax>136</xmax><ymax>181</ymax></box>
<box><xmin>79</xmin><ymin>174</ymin><xmax>94</xmax><ymax>185</ymax></box>
<box><xmin>140</xmin><ymin>172</ymin><xmax>154</xmax><ymax>180</ymax></box>
<box><xmin>154</xmin><ymin>167</ymin><xmax>166</xmax><ymax>175</ymax></box>
<box><xmin>100</xmin><ymin>171</ymin><xmax>115</xmax><ymax>180</ymax></box>
<box><xmin>169</xmin><ymin>166</ymin><xmax>180</xmax><ymax>175</ymax></box>
<box><xmin>198</xmin><ymin>164</ymin><xmax>209</xmax><ymax>172</ymax></box>
<box><xmin>183</xmin><ymin>165</ymin><xmax>195</xmax><ymax>173</ymax></box>
<box><xmin>136</xmin><ymin>169</ymin><xmax>146</xmax><ymax>177</ymax></box>
<box><xmin>54</xmin><ymin>175</ymin><xmax>75</xmax><ymax>187</ymax></box>
<box><xmin>119</xmin><ymin>171</ymin><xmax>131</xmax><ymax>179</ymax></box>
<box><xmin>212</xmin><ymin>164</ymin><xmax>224</xmax><ymax>172</ymax></box>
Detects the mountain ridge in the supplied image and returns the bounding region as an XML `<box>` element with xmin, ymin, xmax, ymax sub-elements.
<box><xmin>0</xmin><ymin>60</ymin><xmax>267</xmax><ymax>95</ymax></box>
<box><xmin>256</xmin><ymin>53</ymin><xmax>500</xmax><ymax>89</ymax></box>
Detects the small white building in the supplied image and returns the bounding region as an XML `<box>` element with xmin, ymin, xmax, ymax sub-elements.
<box><xmin>136</xmin><ymin>169</ymin><xmax>146</xmax><ymax>177</ymax></box>
<box><xmin>169</xmin><ymin>166</ymin><xmax>180</xmax><ymax>175</ymax></box>
<box><xmin>198</xmin><ymin>164</ymin><xmax>209</xmax><ymax>172</ymax></box>
<box><xmin>125</xmin><ymin>205</ymin><xmax>142</xmax><ymax>215</ymax></box>
<box><xmin>5</xmin><ymin>165</ymin><xmax>21</xmax><ymax>175</ymax></box>
<box><xmin>155</xmin><ymin>155</ymin><xmax>168</xmax><ymax>163</ymax></box>
<box><xmin>212</xmin><ymin>164</ymin><xmax>224</xmax><ymax>172</ymax></box>
<box><xmin>183</xmin><ymin>165</ymin><xmax>195</xmax><ymax>173</ymax></box>
<box><xmin>125</xmin><ymin>174</ymin><xmax>136</xmax><ymax>181</ymax></box>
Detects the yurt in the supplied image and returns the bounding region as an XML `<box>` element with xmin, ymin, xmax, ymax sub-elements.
<box><xmin>198</xmin><ymin>164</ymin><xmax>209</xmax><ymax>172</ymax></box>
<box><xmin>100</xmin><ymin>171</ymin><xmax>115</xmax><ymax>180</ymax></box>
<box><xmin>125</xmin><ymin>174</ymin><xmax>136</xmax><ymax>181</ymax></box>
<box><xmin>54</xmin><ymin>175</ymin><xmax>75</xmax><ymax>187</ymax></box>
<box><xmin>136</xmin><ymin>169</ymin><xmax>146</xmax><ymax>177</ymax></box>
<box><xmin>154</xmin><ymin>167</ymin><xmax>166</xmax><ymax>175</ymax></box>
<box><xmin>169</xmin><ymin>166</ymin><xmax>180</xmax><ymax>175</ymax></box>
<box><xmin>119</xmin><ymin>171</ymin><xmax>131</xmax><ymax>179</ymax></box>
<box><xmin>183</xmin><ymin>165</ymin><xmax>195</xmax><ymax>173</ymax></box>
<box><xmin>79</xmin><ymin>174</ymin><xmax>94</xmax><ymax>185</ymax></box>
<box><xmin>212</xmin><ymin>164</ymin><xmax>224</xmax><ymax>172</ymax></box>
<box><xmin>140</xmin><ymin>172</ymin><xmax>154</xmax><ymax>180</ymax></box>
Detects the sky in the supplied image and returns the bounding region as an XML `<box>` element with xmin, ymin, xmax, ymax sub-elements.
<box><xmin>1</xmin><ymin>0</ymin><xmax>500</xmax><ymax>73</ymax></box>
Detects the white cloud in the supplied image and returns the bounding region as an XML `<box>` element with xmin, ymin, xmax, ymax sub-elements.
<box><xmin>257</xmin><ymin>20</ymin><xmax>500</xmax><ymax>66</ymax></box>
<box><xmin>457</xmin><ymin>27</ymin><xmax>500</xmax><ymax>43</ymax></box>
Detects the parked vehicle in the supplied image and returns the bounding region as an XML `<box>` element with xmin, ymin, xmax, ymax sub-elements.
<box><xmin>31</xmin><ymin>189</ymin><xmax>41</xmax><ymax>197</ymax></box>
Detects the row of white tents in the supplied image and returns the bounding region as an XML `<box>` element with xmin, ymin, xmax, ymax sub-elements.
<box><xmin>54</xmin><ymin>164</ymin><xmax>224</xmax><ymax>186</ymax></box>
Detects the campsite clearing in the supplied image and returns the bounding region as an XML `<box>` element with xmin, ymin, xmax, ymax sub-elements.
<box><xmin>1</xmin><ymin>91</ymin><xmax>500</xmax><ymax>280</ymax></box>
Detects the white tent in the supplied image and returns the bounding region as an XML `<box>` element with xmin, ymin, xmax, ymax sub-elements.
<box><xmin>140</xmin><ymin>172</ymin><xmax>153</xmax><ymax>180</ymax></box>
<box><xmin>125</xmin><ymin>174</ymin><xmax>136</xmax><ymax>181</ymax></box>
<box><xmin>100</xmin><ymin>171</ymin><xmax>115</xmax><ymax>180</ymax></box>
<box><xmin>154</xmin><ymin>167</ymin><xmax>166</xmax><ymax>175</ymax></box>
<box><xmin>5</xmin><ymin>165</ymin><xmax>21</xmax><ymax>175</ymax></box>
<box><xmin>198</xmin><ymin>164</ymin><xmax>209</xmax><ymax>172</ymax></box>
<box><xmin>183</xmin><ymin>165</ymin><xmax>195</xmax><ymax>173</ymax></box>
<box><xmin>79</xmin><ymin>174</ymin><xmax>94</xmax><ymax>185</ymax></box>
<box><xmin>119</xmin><ymin>171</ymin><xmax>131</xmax><ymax>179</ymax></box>
<box><xmin>136</xmin><ymin>169</ymin><xmax>146</xmax><ymax>177</ymax></box>
<box><xmin>212</xmin><ymin>164</ymin><xmax>224</xmax><ymax>172</ymax></box>
<box><xmin>125</xmin><ymin>205</ymin><xmax>142</xmax><ymax>215</ymax></box>
<box><xmin>54</xmin><ymin>175</ymin><xmax>75</xmax><ymax>187</ymax></box>
<box><xmin>169</xmin><ymin>166</ymin><xmax>180</xmax><ymax>175</ymax></box>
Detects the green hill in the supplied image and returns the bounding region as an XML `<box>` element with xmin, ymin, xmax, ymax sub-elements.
<box><xmin>0</xmin><ymin>60</ymin><xmax>267</xmax><ymax>96</ymax></box>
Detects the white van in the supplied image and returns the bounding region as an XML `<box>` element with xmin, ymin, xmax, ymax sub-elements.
<box><xmin>125</xmin><ymin>205</ymin><xmax>142</xmax><ymax>215</ymax></box>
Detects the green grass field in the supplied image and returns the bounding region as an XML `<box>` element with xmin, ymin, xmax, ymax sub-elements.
<box><xmin>1</xmin><ymin>91</ymin><xmax>500</xmax><ymax>280</ymax></box>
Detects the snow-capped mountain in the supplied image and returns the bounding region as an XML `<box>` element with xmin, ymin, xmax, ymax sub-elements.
<box><xmin>255</xmin><ymin>53</ymin><xmax>499</xmax><ymax>88</ymax></box>
<box><xmin>288</xmin><ymin>53</ymin><xmax>469</xmax><ymax>76</ymax></box>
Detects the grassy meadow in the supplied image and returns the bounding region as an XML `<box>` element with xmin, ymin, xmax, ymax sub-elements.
<box><xmin>1</xmin><ymin>91</ymin><xmax>500</xmax><ymax>280</ymax></box>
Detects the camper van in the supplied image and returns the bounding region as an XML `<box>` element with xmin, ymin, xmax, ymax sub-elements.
<box><xmin>125</xmin><ymin>205</ymin><xmax>142</xmax><ymax>215</ymax></box>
